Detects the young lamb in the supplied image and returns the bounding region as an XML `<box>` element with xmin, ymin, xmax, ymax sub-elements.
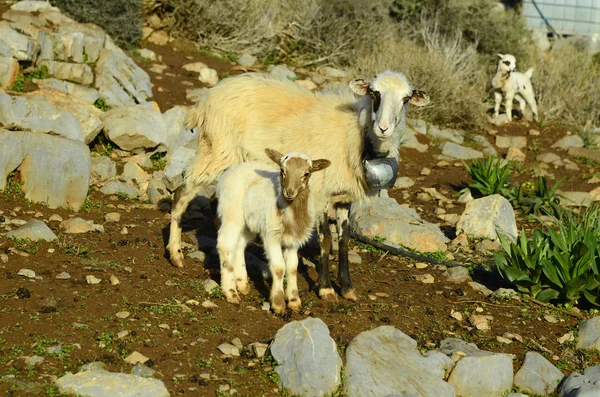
<box><xmin>492</xmin><ymin>53</ymin><xmax>538</xmax><ymax>122</ymax></box>
<box><xmin>167</xmin><ymin>70</ymin><xmax>429</xmax><ymax>301</ymax></box>
<box><xmin>216</xmin><ymin>148</ymin><xmax>331</xmax><ymax>314</ymax></box>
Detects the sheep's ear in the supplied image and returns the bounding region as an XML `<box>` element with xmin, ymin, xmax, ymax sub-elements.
<box><xmin>311</xmin><ymin>159</ymin><xmax>331</xmax><ymax>172</ymax></box>
<box><xmin>265</xmin><ymin>148</ymin><xmax>284</xmax><ymax>166</ymax></box>
<box><xmin>409</xmin><ymin>90</ymin><xmax>430</xmax><ymax>107</ymax></box>
<box><xmin>349</xmin><ymin>79</ymin><xmax>370</xmax><ymax>96</ymax></box>
<box><xmin>497</xmin><ymin>53</ymin><xmax>504</xmax><ymax>59</ymax></box>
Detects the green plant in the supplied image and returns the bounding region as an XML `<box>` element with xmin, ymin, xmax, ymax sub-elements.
<box><xmin>94</xmin><ymin>97</ymin><xmax>108</xmax><ymax>112</ymax></box>
<box><xmin>28</xmin><ymin>65</ymin><xmax>49</xmax><ymax>80</ymax></box>
<box><xmin>81</xmin><ymin>197</ymin><xmax>102</xmax><ymax>212</ymax></box>
<box><xmin>150</xmin><ymin>152</ymin><xmax>167</xmax><ymax>170</ymax></box>
<box><xmin>8</xmin><ymin>74</ymin><xmax>25</xmax><ymax>92</ymax></box>
<box><xmin>463</xmin><ymin>156</ymin><xmax>512</xmax><ymax>197</ymax></box>
<box><xmin>507</xmin><ymin>176</ymin><xmax>565</xmax><ymax>217</ymax></box>
<box><xmin>2</xmin><ymin>174</ymin><xmax>25</xmax><ymax>199</ymax></box>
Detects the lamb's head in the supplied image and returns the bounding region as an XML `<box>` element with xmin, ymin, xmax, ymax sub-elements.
<box><xmin>265</xmin><ymin>148</ymin><xmax>331</xmax><ymax>202</ymax></box>
<box><xmin>349</xmin><ymin>70</ymin><xmax>430</xmax><ymax>143</ymax></box>
<box><xmin>497</xmin><ymin>53</ymin><xmax>517</xmax><ymax>73</ymax></box>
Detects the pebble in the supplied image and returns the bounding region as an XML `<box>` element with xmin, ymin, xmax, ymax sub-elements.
<box><xmin>202</xmin><ymin>300</ymin><xmax>218</xmax><ymax>308</ymax></box>
<box><xmin>116</xmin><ymin>311</ymin><xmax>130</xmax><ymax>319</ymax></box>
<box><xmin>47</xmin><ymin>248</ymin><xmax>55</xmax><ymax>254</ymax></box>
<box><xmin>414</xmin><ymin>274</ymin><xmax>434</xmax><ymax>283</ymax></box>
<box><xmin>117</xmin><ymin>331</ymin><xmax>129</xmax><ymax>339</ymax></box>
<box><xmin>132</xmin><ymin>363</ymin><xmax>156</xmax><ymax>378</ymax></box>
<box><xmin>56</xmin><ymin>272</ymin><xmax>71</xmax><ymax>280</ymax></box>
<box><xmin>17</xmin><ymin>269</ymin><xmax>36</xmax><ymax>279</ymax></box>
<box><xmin>86</xmin><ymin>275</ymin><xmax>101</xmax><ymax>284</ymax></box>
<box><xmin>451</xmin><ymin>311</ymin><xmax>463</xmax><ymax>321</ymax></box>
<box><xmin>124</xmin><ymin>351</ymin><xmax>149</xmax><ymax>365</ymax></box>
<box><xmin>105</xmin><ymin>212</ymin><xmax>121</xmax><ymax>222</ymax></box>
<box><xmin>0</xmin><ymin>254</ymin><xmax>7</xmax><ymax>263</ymax></box>
<box><xmin>420</xmin><ymin>167</ymin><xmax>431</xmax><ymax>176</ymax></box>
<box><xmin>110</xmin><ymin>275</ymin><xmax>120</xmax><ymax>285</ymax></box>
<box><xmin>231</xmin><ymin>338</ymin><xmax>243</xmax><ymax>350</ymax></box>
<box><xmin>544</xmin><ymin>314</ymin><xmax>559</xmax><ymax>323</ymax></box>
<box><xmin>121</xmin><ymin>227</ymin><xmax>128</xmax><ymax>235</ymax></box>
<box><xmin>48</xmin><ymin>214</ymin><xmax>63</xmax><ymax>222</ymax></box>
<box><xmin>250</xmin><ymin>342</ymin><xmax>268</xmax><ymax>358</ymax></box>
<box><xmin>469</xmin><ymin>315</ymin><xmax>493</xmax><ymax>330</ymax></box>
<box><xmin>218</xmin><ymin>343</ymin><xmax>240</xmax><ymax>356</ymax></box>
<box><xmin>496</xmin><ymin>336</ymin><xmax>513</xmax><ymax>344</ymax></box>
<box><xmin>158</xmin><ymin>324</ymin><xmax>170</xmax><ymax>329</ymax></box>
<box><xmin>558</xmin><ymin>332</ymin><xmax>574</xmax><ymax>344</ymax></box>
<box><xmin>415</xmin><ymin>262</ymin><xmax>429</xmax><ymax>269</ymax></box>
<box><xmin>261</xmin><ymin>302</ymin><xmax>271</xmax><ymax>311</ymax></box>
<box><xmin>203</xmin><ymin>279</ymin><xmax>219</xmax><ymax>293</ymax></box>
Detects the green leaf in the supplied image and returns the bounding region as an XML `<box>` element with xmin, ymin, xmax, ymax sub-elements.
<box><xmin>537</xmin><ymin>288</ymin><xmax>560</xmax><ymax>302</ymax></box>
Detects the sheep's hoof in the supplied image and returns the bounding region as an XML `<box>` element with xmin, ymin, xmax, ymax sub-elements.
<box><xmin>225</xmin><ymin>291</ymin><xmax>241</xmax><ymax>304</ymax></box>
<box><xmin>237</xmin><ymin>282</ymin><xmax>251</xmax><ymax>295</ymax></box>
<box><xmin>342</xmin><ymin>289</ymin><xmax>358</xmax><ymax>301</ymax></box>
<box><xmin>168</xmin><ymin>247</ymin><xmax>185</xmax><ymax>268</ymax></box>
<box><xmin>271</xmin><ymin>293</ymin><xmax>286</xmax><ymax>315</ymax></box>
<box><xmin>288</xmin><ymin>298</ymin><xmax>302</xmax><ymax>312</ymax></box>
<box><xmin>319</xmin><ymin>288</ymin><xmax>338</xmax><ymax>302</ymax></box>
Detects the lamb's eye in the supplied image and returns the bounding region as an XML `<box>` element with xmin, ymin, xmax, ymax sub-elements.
<box><xmin>503</xmin><ymin>60</ymin><xmax>510</xmax><ymax>65</ymax></box>
<box><xmin>304</xmin><ymin>172</ymin><xmax>309</xmax><ymax>178</ymax></box>
<box><xmin>403</xmin><ymin>96</ymin><xmax>410</xmax><ymax>105</ymax></box>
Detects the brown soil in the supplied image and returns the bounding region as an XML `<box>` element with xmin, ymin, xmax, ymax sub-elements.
<box><xmin>1</xmin><ymin>5</ymin><xmax>599</xmax><ymax>396</ymax></box>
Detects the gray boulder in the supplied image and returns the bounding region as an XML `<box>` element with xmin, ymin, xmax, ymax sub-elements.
<box><xmin>0</xmin><ymin>40</ymin><xmax>12</xmax><ymax>57</ymax></box>
<box><xmin>11</xmin><ymin>1</ymin><xmax>60</xmax><ymax>13</ymax></box>
<box><xmin>163</xmin><ymin>146</ymin><xmax>196</xmax><ymax>191</ymax></box>
<box><xmin>162</xmin><ymin>105</ymin><xmax>197</xmax><ymax>152</ymax></box>
<box><xmin>269</xmin><ymin>64</ymin><xmax>297</xmax><ymax>80</ymax></box>
<box><xmin>0</xmin><ymin>56</ymin><xmax>19</xmax><ymax>88</ymax></box>
<box><xmin>53</xmin><ymin>23</ymin><xmax>107</xmax><ymax>63</ymax></box>
<box><xmin>0</xmin><ymin>129</ymin><xmax>91</xmax><ymax>210</ymax></box>
<box><xmin>91</xmin><ymin>156</ymin><xmax>116</xmax><ymax>181</ymax></box>
<box><xmin>440</xmin><ymin>142</ymin><xmax>484</xmax><ymax>160</ymax></box>
<box><xmin>496</xmin><ymin>135</ymin><xmax>527</xmax><ymax>149</ymax></box>
<box><xmin>95</xmin><ymin>49</ymin><xmax>153</xmax><ymax>107</ymax></box>
<box><xmin>146</xmin><ymin>177</ymin><xmax>169</xmax><ymax>204</ymax></box>
<box><xmin>55</xmin><ymin>367</ymin><xmax>169</xmax><ymax>397</ymax></box>
<box><xmin>552</xmin><ymin>135</ymin><xmax>584</xmax><ymax>150</ymax></box>
<box><xmin>37</xmin><ymin>78</ymin><xmax>100</xmax><ymax>105</ymax></box>
<box><xmin>400</xmin><ymin>126</ymin><xmax>428</xmax><ymax>152</ymax></box>
<box><xmin>238</xmin><ymin>53</ymin><xmax>257</xmax><ymax>67</ymax></box>
<box><xmin>101</xmin><ymin>105</ymin><xmax>166</xmax><ymax>151</ymax></box>
<box><xmin>428</xmin><ymin>125</ymin><xmax>464</xmax><ymax>144</ymax></box>
<box><xmin>447</xmin><ymin>351</ymin><xmax>513</xmax><ymax>397</ymax></box>
<box><xmin>100</xmin><ymin>181</ymin><xmax>141</xmax><ymax>199</ymax></box>
<box><xmin>514</xmin><ymin>351</ymin><xmax>564</xmax><ymax>395</ymax></box>
<box><xmin>0</xmin><ymin>22</ymin><xmax>35</xmax><ymax>61</ymax></box>
<box><xmin>576</xmin><ymin>317</ymin><xmax>600</xmax><ymax>351</ymax></box>
<box><xmin>456</xmin><ymin>195</ymin><xmax>517</xmax><ymax>241</ymax></box>
<box><xmin>38</xmin><ymin>60</ymin><xmax>94</xmax><ymax>85</ymax></box>
<box><xmin>270</xmin><ymin>317</ymin><xmax>342</xmax><ymax>397</ymax></box>
<box><xmin>344</xmin><ymin>326</ymin><xmax>455</xmax><ymax>397</ymax></box>
<box><xmin>439</xmin><ymin>338</ymin><xmax>482</xmax><ymax>356</ymax></box>
<box><xmin>350</xmin><ymin>198</ymin><xmax>449</xmax><ymax>253</ymax></box>
<box><xmin>559</xmin><ymin>365</ymin><xmax>600</xmax><ymax>397</ymax></box>
<box><xmin>0</xmin><ymin>91</ymin><xmax>84</xmax><ymax>142</ymax></box>
<box><xmin>6</xmin><ymin>219</ymin><xmax>57</xmax><ymax>241</ymax></box>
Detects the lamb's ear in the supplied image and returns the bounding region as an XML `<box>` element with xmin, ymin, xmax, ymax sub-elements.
<box><xmin>265</xmin><ymin>148</ymin><xmax>284</xmax><ymax>166</ymax></box>
<box><xmin>409</xmin><ymin>90</ymin><xmax>430</xmax><ymax>107</ymax></box>
<box><xmin>497</xmin><ymin>53</ymin><xmax>504</xmax><ymax>59</ymax></box>
<box><xmin>311</xmin><ymin>159</ymin><xmax>331</xmax><ymax>172</ymax></box>
<box><xmin>349</xmin><ymin>79</ymin><xmax>370</xmax><ymax>96</ymax></box>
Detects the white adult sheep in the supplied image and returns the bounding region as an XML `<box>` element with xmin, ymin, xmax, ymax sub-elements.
<box><xmin>492</xmin><ymin>53</ymin><xmax>538</xmax><ymax>122</ymax></box>
<box><xmin>167</xmin><ymin>70</ymin><xmax>430</xmax><ymax>301</ymax></box>
<box><xmin>216</xmin><ymin>148</ymin><xmax>331</xmax><ymax>314</ymax></box>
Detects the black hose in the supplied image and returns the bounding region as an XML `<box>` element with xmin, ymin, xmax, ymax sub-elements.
<box><xmin>530</xmin><ymin>0</ymin><xmax>560</xmax><ymax>39</ymax></box>
<box><xmin>349</xmin><ymin>230</ymin><xmax>465</xmax><ymax>268</ymax></box>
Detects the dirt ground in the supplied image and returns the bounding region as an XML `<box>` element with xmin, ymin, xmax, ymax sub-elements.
<box><xmin>1</xmin><ymin>5</ymin><xmax>600</xmax><ymax>396</ymax></box>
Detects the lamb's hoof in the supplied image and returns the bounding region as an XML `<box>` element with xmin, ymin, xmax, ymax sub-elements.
<box><xmin>237</xmin><ymin>282</ymin><xmax>251</xmax><ymax>295</ymax></box>
<box><xmin>225</xmin><ymin>291</ymin><xmax>241</xmax><ymax>304</ymax></box>
<box><xmin>342</xmin><ymin>289</ymin><xmax>358</xmax><ymax>301</ymax></box>
<box><xmin>271</xmin><ymin>293</ymin><xmax>286</xmax><ymax>315</ymax></box>
<box><xmin>288</xmin><ymin>298</ymin><xmax>302</xmax><ymax>312</ymax></box>
<box><xmin>319</xmin><ymin>288</ymin><xmax>338</xmax><ymax>302</ymax></box>
<box><xmin>167</xmin><ymin>247</ymin><xmax>184</xmax><ymax>268</ymax></box>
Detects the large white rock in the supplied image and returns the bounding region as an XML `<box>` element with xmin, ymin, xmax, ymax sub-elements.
<box><xmin>53</xmin><ymin>23</ymin><xmax>107</xmax><ymax>63</ymax></box>
<box><xmin>0</xmin><ymin>129</ymin><xmax>91</xmax><ymax>210</ymax></box>
<box><xmin>11</xmin><ymin>1</ymin><xmax>60</xmax><ymax>13</ymax></box>
<box><xmin>558</xmin><ymin>365</ymin><xmax>600</xmax><ymax>397</ymax></box>
<box><xmin>38</xmin><ymin>60</ymin><xmax>94</xmax><ymax>85</ymax></box>
<box><xmin>38</xmin><ymin>78</ymin><xmax>100</xmax><ymax>105</ymax></box>
<box><xmin>456</xmin><ymin>195</ymin><xmax>517</xmax><ymax>241</ymax></box>
<box><xmin>95</xmin><ymin>49</ymin><xmax>153</xmax><ymax>107</ymax></box>
<box><xmin>514</xmin><ymin>351</ymin><xmax>564</xmax><ymax>395</ymax></box>
<box><xmin>0</xmin><ymin>56</ymin><xmax>19</xmax><ymax>88</ymax></box>
<box><xmin>447</xmin><ymin>352</ymin><xmax>513</xmax><ymax>397</ymax></box>
<box><xmin>344</xmin><ymin>326</ymin><xmax>455</xmax><ymax>397</ymax></box>
<box><xmin>6</xmin><ymin>219</ymin><xmax>57</xmax><ymax>241</ymax></box>
<box><xmin>0</xmin><ymin>21</ymin><xmax>35</xmax><ymax>61</ymax></box>
<box><xmin>440</xmin><ymin>142</ymin><xmax>484</xmax><ymax>160</ymax></box>
<box><xmin>161</xmin><ymin>105</ymin><xmax>197</xmax><ymax>152</ymax></box>
<box><xmin>270</xmin><ymin>318</ymin><xmax>343</xmax><ymax>397</ymax></box>
<box><xmin>576</xmin><ymin>317</ymin><xmax>600</xmax><ymax>351</ymax></box>
<box><xmin>0</xmin><ymin>91</ymin><xmax>84</xmax><ymax>142</ymax></box>
<box><xmin>101</xmin><ymin>105</ymin><xmax>166</xmax><ymax>151</ymax></box>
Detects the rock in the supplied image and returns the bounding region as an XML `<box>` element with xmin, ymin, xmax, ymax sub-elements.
<box><xmin>6</xmin><ymin>219</ymin><xmax>57</xmax><ymax>241</ymax></box>
<box><xmin>17</xmin><ymin>269</ymin><xmax>36</xmax><ymax>279</ymax></box>
<box><xmin>0</xmin><ymin>56</ymin><xmax>19</xmax><ymax>88</ymax></box>
<box><xmin>269</xmin><ymin>64</ymin><xmax>297</xmax><ymax>80</ymax></box>
<box><xmin>120</xmin><ymin>162</ymin><xmax>149</xmax><ymax>185</ymax></box>
<box><xmin>496</xmin><ymin>135</ymin><xmax>527</xmax><ymax>149</ymax></box>
<box><xmin>0</xmin><ymin>22</ymin><xmax>35</xmax><ymax>60</ymax></box>
<box><xmin>0</xmin><ymin>130</ymin><xmax>91</xmax><ymax>210</ymax></box>
<box><xmin>444</xmin><ymin>266</ymin><xmax>471</xmax><ymax>283</ymax></box>
<box><xmin>568</xmin><ymin>147</ymin><xmax>600</xmax><ymax>162</ymax></box>
<box><xmin>249</xmin><ymin>342</ymin><xmax>268</xmax><ymax>358</ymax></box>
<box><xmin>576</xmin><ymin>317</ymin><xmax>600</xmax><ymax>351</ymax></box>
<box><xmin>319</xmin><ymin>66</ymin><xmax>349</xmax><ymax>79</ymax></box>
<box><xmin>469</xmin><ymin>315</ymin><xmax>493</xmax><ymax>330</ymax></box>
<box><xmin>161</xmin><ymin>105</ymin><xmax>197</xmax><ymax>153</ymax></box>
<box><xmin>537</xmin><ymin>152</ymin><xmax>562</xmax><ymax>164</ymax></box>
<box><xmin>37</xmin><ymin>61</ymin><xmax>93</xmax><ymax>85</ymax></box>
<box><xmin>91</xmin><ymin>156</ymin><xmax>117</xmax><ymax>181</ymax></box>
<box><xmin>344</xmin><ymin>326</ymin><xmax>454</xmax><ymax>397</ymax></box>
<box><xmin>428</xmin><ymin>125</ymin><xmax>464</xmax><ymax>144</ymax></box>
<box><xmin>52</xmin><ymin>22</ymin><xmax>107</xmax><ymax>63</ymax></box>
<box><xmin>56</xmin><ymin>272</ymin><xmax>71</xmax><ymax>279</ymax></box>
<box><xmin>440</xmin><ymin>142</ymin><xmax>484</xmax><ymax>160</ymax></box>
<box><xmin>394</xmin><ymin>176</ymin><xmax>414</xmax><ymax>189</ymax></box>
<box><xmin>95</xmin><ymin>49</ymin><xmax>153</xmax><ymax>107</ymax></box>
<box><xmin>492</xmin><ymin>288</ymin><xmax>519</xmax><ymax>299</ymax></box>
<box><xmin>350</xmin><ymin>198</ymin><xmax>449</xmax><ymax>253</ymax></box>
<box><xmin>238</xmin><ymin>53</ymin><xmax>257</xmax><ymax>67</ymax></box>
<box><xmin>420</xmin><ymin>167</ymin><xmax>431</xmax><ymax>176</ymax></box>
<box><xmin>163</xmin><ymin>146</ymin><xmax>196</xmax><ymax>191</ymax></box>
<box><xmin>217</xmin><ymin>343</ymin><xmax>240</xmax><ymax>356</ymax></box>
<box><xmin>469</xmin><ymin>281</ymin><xmax>493</xmax><ymax>296</ymax></box>
<box><xmin>55</xmin><ymin>367</ymin><xmax>168</xmax><ymax>397</ymax></box>
<box><xmin>37</xmin><ymin>79</ymin><xmax>100</xmax><ymax>105</ymax></box>
<box><xmin>514</xmin><ymin>351</ymin><xmax>564</xmax><ymax>395</ymax></box>
<box><xmin>198</xmin><ymin>68</ymin><xmax>219</xmax><ymax>86</ymax></box>
<box><xmin>203</xmin><ymin>279</ymin><xmax>219</xmax><ymax>293</ymax></box>
<box><xmin>0</xmin><ymin>92</ymin><xmax>84</xmax><ymax>142</ymax></box>
<box><xmin>400</xmin><ymin>127</ymin><xmax>428</xmax><ymax>152</ymax></box>
<box><xmin>110</xmin><ymin>275</ymin><xmax>120</xmax><ymax>285</ymax></box>
<box><xmin>506</xmin><ymin>147</ymin><xmax>526</xmax><ymax>163</ymax></box>
<box><xmin>124</xmin><ymin>351</ymin><xmax>149</xmax><ymax>365</ymax></box>
<box><xmin>472</xmin><ymin>134</ymin><xmax>497</xmax><ymax>157</ymax></box>
<box><xmin>137</xmin><ymin>48</ymin><xmax>156</xmax><ymax>61</ymax></box>
<box><xmin>489</xmin><ymin>113</ymin><xmax>509</xmax><ymax>126</ymax></box>
<box><xmin>552</xmin><ymin>135</ymin><xmax>584</xmax><ymax>150</ymax></box>
<box><xmin>271</xmin><ymin>318</ymin><xmax>342</xmax><ymax>397</ymax></box>
<box><xmin>457</xmin><ymin>190</ymin><xmax>473</xmax><ymax>204</ymax></box>
<box><xmin>185</xmin><ymin>87</ymin><xmax>209</xmax><ymax>103</ymax></box>
<box><xmin>558</xmin><ymin>332</ymin><xmax>575</xmax><ymax>345</ymax></box>
<box><xmin>100</xmin><ymin>181</ymin><xmax>141</xmax><ymax>199</ymax></box>
<box><xmin>475</xmin><ymin>239</ymin><xmax>501</xmax><ymax>252</ymax></box>
<box><xmin>415</xmin><ymin>274</ymin><xmax>435</xmax><ymax>283</ymax></box>
<box><xmin>456</xmin><ymin>194</ymin><xmax>517</xmax><ymax>241</ymax></box>
<box><xmin>105</xmin><ymin>212</ymin><xmax>120</xmax><ymax>223</ymax></box>
<box><xmin>29</xmin><ymin>88</ymin><xmax>103</xmax><ymax>144</ymax></box>
<box><xmin>86</xmin><ymin>275</ymin><xmax>101</xmax><ymax>284</ymax></box>
<box><xmin>101</xmin><ymin>106</ymin><xmax>166</xmax><ymax>151</ymax></box>
<box><xmin>146</xmin><ymin>178</ymin><xmax>169</xmax><ymax>204</ymax></box>
<box><xmin>60</xmin><ymin>218</ymin><xmax>103</xmax><ymax>234</ymax></box>
<box><xmin>447</xmin><ymin>350</ymin><xmax>513</xmax><ymax>397</ymax></box>
<box><xmin>558</xmin><ymin>365</ymin><xmax>600</xmax><ymax>397</ymax></box>
<box><xmin>115</xmin><ymin>311</ymin><xmax>130</xmax><ymax>319</ymax></box>
<box><xmin>560</xmin><ymin>191</ymin><xmax>592</xmax><ymax>207</ymax></box>
<box><xmin>11</xmin><ymin>1</ymin><xmax>59</xmax><ymax>12</ymax></box>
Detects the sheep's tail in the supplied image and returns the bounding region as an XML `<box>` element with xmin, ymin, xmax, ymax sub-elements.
<box><xmin>525</xmin><ymin>67</ymin><xmax>534</xmax><ymax>79</ymax></box>
<box><xmin>184</xmin><ymin>100</ymin><xmax>206</xmax><ymax>131</ymax></box>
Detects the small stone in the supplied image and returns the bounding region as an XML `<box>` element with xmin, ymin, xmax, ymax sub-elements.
<box><xmin>451</xmin><ymin>311</ymin><xmax>463</xmax><ymax>321</ymax></box>
<box><xmin>394</xmin><ymin>177</ymin><xmax>414</xmax><ymax>189</ymax></box>
<box><xmin>202</xmin><ymin>300</ymin><xmax>218</xmax><ymax>308</ymax></box>
<box><xmin>544</xmin><ymin>314</ymin><xmax>559</xmax><ymax>323</ymax></box>
<box><xmin>124</xmin><ymin>351</ymin><xmax>149</xmax><ymax>365</ymax></box>
<box><xmin>558</xmin><ymin>332</ymin><xmax>574</xmax><ymax>344</ymax></box>
<box><xmin>132</xmin><ymin>363</ymin><xmax>156</xmax><ymax>378</ymax></box>
<box><xmin>0</xmin><ymin>254</ymin><xmax>7</xmax><ymax>263</ymax></box>
<box><xmin>199</xmin><ymin>68</ymin><xmax>219</xmax><ymax>86</ymax></box>
<box><xmin>475</xmin><ymin>239</ymin><xmax>501</xmax><ymax>252</ymax></box>
<box><xmin>238</xmin><ymin>53</ymin><xmax>257</xmax><ymax>67</ymax></box>
<box><xmin>218</xmin><ymin>343</ymin><xmax>240</xmax><ymax>356</ymax></box>
<box><xmin>188</xmin><ymin>250</ymin><xmax>206</xmax><ymax>262</ymax></box>
<box><xmin>18</xmin><ymin>269</ymin><xmax>36</xmax><ymax>279</ymax></box>
<box><xmin>444</xmin><ymin>266</ymin><xmax>471</xmax><ymax>283</ymax></box>
<box><xmin>415</xmin><ymin>274</ymin><xmax>434</xmax><ymax>283</ymax></box>
<box><xmin>120</xmin><ymin>227</ymin><xmax>128</xmax><ymax>235</ymax></box>
<box><xmin>250</xmin><ymin>342</ymin><xmax>268</xmax><ymax>358</ymax></box>
<box><xmin>261</xmin><ymin>302</ymin><xmax>271</xmax><ymax>311</ymax></box>
<box><xmin>529</xmin><ymin>129</ymin><xmax>540</xmax><ymax>136</ymax></box>
<box><xmin>105</xmin><ymin>212</ymin><xmax>121</xmax><ymax>223</ymax></box>
<box><xmin>40</xmin><ymin>298</ymin><xmax>57</xmax><ymax>313</ymax></box>
<box><xmin>110</xmin><ymin>275</ymin><xmax>120</xmax><ymax>285</ymax></box>
<box><xmin>56</xmin><ymin>272</ymin><xmax>71</xmax><ymax>280</ymax></box>
<box><xmin>420</xmin><ymin>167</ymin><xmax>431</xmax><ymax>176</ymax></box>
<box><xmin>457</xmin><ymin>190</ymin><xmax>473</xmax><ymax>204</ymax></box>
<box><xmin>231</xmin><ymin>338</ymin><xmax>243</xmax><ymax>350</ymax></box>
<box><xmin>415</xmin><ymin>262</ymin><xmax>429</xmax><ymax>269</ymax></box>
<box><xmin>47</xmin><ymin>248</ymin><xmax>55</xmax><ymax>254</ymax></box>
<box><xmin>116</xmin><ymin>311</ymin><xmax>130</xmax><ymax>319</ymax></box>
<box><xmin>86</xmin><ymin>275</ymin><xmax>101</xmax><ymax>284</ymax></box>
<box><xmin>117</xmin><ymin>331</ymin><xmax>129</xmax><ymax>339</ymax></box>
<box><xmin>348</xmin><ymin>250</ymin><xmax>362</xmax><ymax>265</ymax></box>
<box><xmin>469</xmin><ymin>315</ymin><xmax>493</xmax><ymax>330</ymax></box>
<box><xmin>219</xmin><ymin>385</ymin><xmax>230</xmax><ymax>393</ymax></box>
<box><xmin>502</xmin><ymin>332</ymin><xmax>523</xmax><ymax>343</ymax></box>
<box><xmin>203</xmin><ymin>279</ymin><xmax>219</xmax><ymax>293</ymax></box>
<box><xmin>158</xmin><ymin>324</ymin><xmax>170</xmax><ymax>329</ymax></box>
<box><xmin>16</xmin><ymin>287</ymin><xmax>31</xmax><ymax>299</ymax></box>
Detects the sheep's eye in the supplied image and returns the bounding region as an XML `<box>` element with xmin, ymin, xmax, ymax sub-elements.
<box><xmin>304</xmin><ymin>172</ymin><xmax>310</xmax><ymax>178</ymax></box>
<box><xmin>503</xmin><ymin>60</ymin><xmax>510</xmax><ymax>65</ymax></box>
<box><xmin>403</xmin><ymin>96</ymin><xmax>410</xmax><ymax>105</ymax></box>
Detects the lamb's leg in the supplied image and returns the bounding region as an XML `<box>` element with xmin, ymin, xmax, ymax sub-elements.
<box><xmin>515</xmin><ymin>94</ymin><xmax>526</xmax><ymax>114</ymax></box>
<box><xmin>336</xmin><ymin>203</ymin><xmax>357</xmax><ymax>301</ymax></box>
<box><xmin>167</xmin><ymin>181</ymin><xmax>201</xmax><ymax>268</ymax></box>
<box><xmin>217</xmin><ymin>225</ymin><xmax>241</xmax><ymax>304</ymax></box>
<box><xmin>264</xmin><ymin>238</ymin><xmax>286</xmax><ymax>315</ymax></box>
<box><xmin>283</xmin><ymin>248</ymin><xmax>301</xmax><ymax>311</ymax></box>
<box><xmin>234</xmin><ymin>230</ymin><xmax>252</xmax><ymax>295</ymax></box>
<box><xmin>493</xmin><ymin>91</ymin><xmax>503</xmax><ymax>119</ymax></box>
<box><xmin>505</xmin><ymin>92</ymin><xmax>515</xmax><ymax>122</ymax></box>
<box><xmin>316</xmin><ymin>211</ymin><xmax>337</xmax><ymax>301</ymax></box>
<box><xmin>523</xmin><ymin>91</ymin><xmax>539</xmax><ymax>122</ymax></box>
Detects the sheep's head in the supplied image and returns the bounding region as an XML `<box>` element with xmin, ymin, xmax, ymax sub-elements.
<box><xmin>265</xmin><ymin>148</ymin><xmax>331</xmax><ymax>202</ymax></box>
<box><xmin>349</xmin><ymin>70</ymin><xmax>430</xmax><ymax>142</ymax></box>
<box><xmin>497</xmin><ymin>53</ymin><xmax>517</xmax><ymax>73</ymax></box>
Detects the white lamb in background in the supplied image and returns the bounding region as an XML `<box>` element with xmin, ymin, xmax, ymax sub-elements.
<box><xmin>216</xmin><ymin>148</ymin><xmax>331</xmax><ymax>314</ymax></box>
<box><xmin>492</xmin><ymin>53</ymin><xmax>539</xmax><ymax>122</ymax></box>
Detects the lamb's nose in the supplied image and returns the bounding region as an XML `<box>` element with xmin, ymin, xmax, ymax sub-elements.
<box><xmin>378</xmin><ymin>125</ymin><xmax>389</xmax><ymax>134</ymax></box>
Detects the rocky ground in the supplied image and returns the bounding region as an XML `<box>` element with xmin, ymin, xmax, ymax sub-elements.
<box><xmin>1</xmin><ymin>1</ymin><xmax>600</xmax><ymax>396</ymax></box>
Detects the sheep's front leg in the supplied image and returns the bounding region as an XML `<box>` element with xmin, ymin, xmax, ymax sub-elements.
<box><xmin>336</xmin><ymin>203</ymin><xmax>357</xmax><ymax>301</ymax></box>
<box><xmin>505</xmin><ymin>92</ymin><xmax>515</xmax><ymax>122</ymax></box>
<box><xmin>316</xmin><ymin>211</ymin><xmax>337</xmax><ymax>301</ymax></box>
<box><xmin>264</xmin><ymin>238</ymin><xmax>286</xmax><ymax>315</ymax></box>
<box><xmin>493</xmin><ymin>91</ymin><xmax>503</xmax><ymax>119</ymax></box>
<box><xmin>522</xmin><ymin>91</ymin><xmax>539</xmax><ymax>122</ymax></box>
<box><xmin>167</xmin><ymin>182</ymin><xmax>201</xmax><ymax>268</ymax></box>
<box><xmin>217</xmin><ymin>226</ymin><xmax>242</xmax><ymax>304</ymax></box>
<box><xmin>283</xmin><ymin>248</ymin><xmax>301</xmax><ymax>311</ymax></box>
